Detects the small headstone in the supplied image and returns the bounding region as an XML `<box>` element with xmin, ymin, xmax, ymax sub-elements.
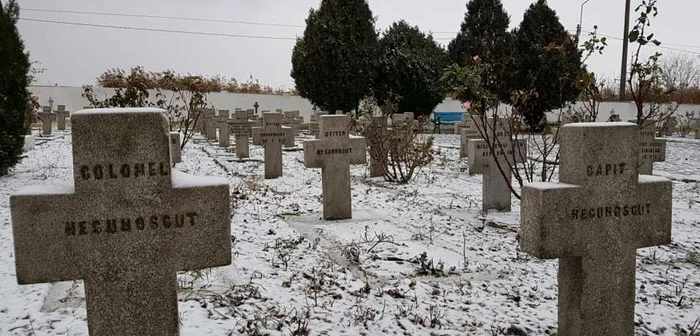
<box><xmin>170</xmin><ymin>132</ymin><xmax>182</xmax><ymax>164</ymax></box>
<box><xmin>455</xmin><ymin>113</ymin><xmax>472</xmax><ymax>134</ymax></box>
<box><xmin>230</xmin><ymin>110</ymin><xmax>252</xmax><ymax>158</ymax></box>
<box><xmin>368</xmin><ymin>116</ymin><xmax>388</xmax><ymax>177</ymax></box>
<box><xmin>459</xmin><ymin>118</ymin><xmax>480</xmax><ymax>158</ymax></box>
<box><xmin>638</xmin><ymin>120</ymin><xmax>666</xmax><ymax>175</ymax></box>
<box><xmin>55</xmin><ymin>105</ymin><xmax>70</xmax><ymax>131</ymax></box>
<box><xmin>467</xmin><ymin>119</ymin><xmax>526</xmax><ymax>212</ymax></box>
<box><xmin>204</xmin><ymin>108</ymin><xmax>217</xmax><ymax>140</ymax></box>
<box><xmin>663</xmin><ymin>116</ymin><xmax>678</xmax><ymax>136</ymax></box>
<box><xmin>10</xmin><ymin>108</ymin><xmax>231</xmax><ymax>336</ymax></box>
<box><xmin>303</xmin><ymin>115</ymin><xmax>367</xmax><ymax>220</ymax></box>
<box><xmin>254</xmin><ymin>112</ymin><xmax>287</xmax><ymax>179</ymax></box>
<box><xmin>309</xmin><ymin>111</ymin><xmax>328</xmax><ymax>137</ymax></box>
<box><xmin>520</xmin><ymin>122</ymin><xmax>672</xmax><ymax>336</ymax></box>
<box><xmin>283</xmin><ymin>110</ymin><xmax>302</xmax><ymax>136</ymax></box>
<box><xmin>38</xmin><ymin>108</ymin><xmax>56</xmax><ymax>136</ymax></box>
<box><xmin>216</xmin><ymin>110</ymin><xmax>231</xmax><ymax>148</ymax></box>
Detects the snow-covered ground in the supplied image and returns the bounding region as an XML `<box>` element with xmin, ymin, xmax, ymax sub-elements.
<box><xmin>1</xmin><ymin>131</ymin><xmax>699</xmax><ymax>335</ymax></box>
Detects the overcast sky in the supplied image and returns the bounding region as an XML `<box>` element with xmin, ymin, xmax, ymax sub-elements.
<box><xmin>15</xmin><ymin>0</ymin><xmax>700</xmax><ymax>89</ymax></box>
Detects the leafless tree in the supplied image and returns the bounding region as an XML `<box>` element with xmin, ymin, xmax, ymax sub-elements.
<box><xmin>660</xmin><ymin>52</ymin><xmax>700</xmax><ymax>91</ymax></box>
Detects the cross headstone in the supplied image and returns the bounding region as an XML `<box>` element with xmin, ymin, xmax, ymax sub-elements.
<box><xmin>254</xmin><ymin>112</ymin><xmax>287</xmax><ymax>178</ymax></box>
<box><xmin>253</xmin><ymin>102</ymin><xmax>259</xmax><ymax>115</ymax></box>
<box><xmin>663</xmin><ymin>116</ymin><xmax>678</xmax><ymax>136</ymax></box>
<box><xmin>459</xmin><ymin>117</ymin><xmax>480</xmax><ymax>158</ymax></box>
<box><xmin>230</xmin><ymin>110</ymin><xmax>252</xmax><ymax>158</ymax></box>
<box><xmin>10</xmin><ymin>108</ymin><xmax>231</xmax><ymax>336</ymax></box>
<box><xmin>283</xmin><ymin>110</ymin><xmax>302</xmax><ymax>136</ymax></box>
<box><xmin>309</xmin><ymin>111</ymin><xmax>328</xmax><ymax>137</ymax></box>
<box><xmin>38</xmin><ymin>106</ymin><xmax>55</xmax><ymax>136</ymax></box>
<box><xmin>170</xmin><ymin>132</ymin><xmax>182</xmax><ymax>164</ymax></box>
<box><xmin>520</xmin><ymin>122</ymin><xmax>672</xmax><ymax>336</ymax></box>
<box><xmin>204</xmin><ymin>108</ymin><xmax>217</xmax><ymax>140</ymax></box>
<box><xmin>455</xmin><ymin>113</ymin><xmax>472</xmax><ymax>134</ymax></box>
<box><xmin>303</xmin><ymin>115</ymin><xmax>367</xmax><ymax>219</ymax></box>
<box><xmin>467</xmin><ymin>119</ymin><xmax>526</xmax><ymax>211</ymax></box>
<box><xmin>639</xmin><ymin>120</ymin><xmax>666</xmax><ymax>175</ymax></box>
<box><xmin>55</xmin><ymin>105</ymin><xmax>70</xmax><ymax>131</ymax></box>
<box><xmin>216</xmin><ymin>110</ymin><xmax>231</xmax><ymax>148</ymax></box>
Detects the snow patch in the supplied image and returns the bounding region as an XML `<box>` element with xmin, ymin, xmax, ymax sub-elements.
<box><xmin>171</xmin><ymin>169</ymin><xmax>227</xmax><ymax>188</ymax></box>
<box><xmin>12</xmin><ymin>183</ymin><xmax>74</xmax><ymax>196</ymax></box>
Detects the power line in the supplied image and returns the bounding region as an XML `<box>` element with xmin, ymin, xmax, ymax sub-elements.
<box><xmin>19</xmin><ymin>18</ymin><xmax>298</xmax><ymax>40</ymax></box>
<box><xmin>22</xmin><ymin>8</ymin><xmax>305</xmax><ymax>28</ymax></box>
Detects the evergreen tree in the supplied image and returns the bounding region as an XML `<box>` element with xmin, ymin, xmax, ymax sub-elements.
<box><xmin>0</xmin><ymin>0</ymin><xmax>30</xmax><ymax>176</ymax></box>
<box><xmin>291</xmin><ymin>0</ymin><xmax>378</xmax><ymax>114</ymax></box>
<box><xmin>374</xmin><ymin>20</ymin><xmax>448</xmax><ymax>117</ymax></box>
<box><xmin>515</xmin><ymin>0</ymin><xmax>582</xmax><ymax>130</ymax></box>
<box><xmin>448</xmin><ymin>0</ymin><xmax>514</xmax><ymax>108</ymax></box>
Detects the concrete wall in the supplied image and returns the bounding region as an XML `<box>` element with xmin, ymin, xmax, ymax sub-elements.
<box><xmin>30</xmin><ymin>85</ymin><xmax>700</xmax><ymax>123</ymax></box>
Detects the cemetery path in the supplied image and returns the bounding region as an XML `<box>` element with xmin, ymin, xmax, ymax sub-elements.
<box><xmin>0</xmin><ymin>133</ymin><xmax>698</xmax><ymax>335</ymax></box>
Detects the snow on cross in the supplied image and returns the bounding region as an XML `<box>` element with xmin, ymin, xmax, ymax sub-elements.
<box><xmin>10</xmin><ymin>108</ymin><xmax>231</xmax><ymax>336</ymax></box>
<box><xmin>520</xmin><ymin>122</ymin><xmax>672</xmax><ymax>336</ymax></box>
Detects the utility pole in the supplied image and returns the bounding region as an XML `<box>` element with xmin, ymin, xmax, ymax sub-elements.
<box><xmin>619</xmin><ymin>0</ymin><xmax>631</xmax><ymax>100</ymax></box>
<box><xmin>576</xmin><ymin>0</ymin><xmax>591</xmax><ymax>43</ymax></box>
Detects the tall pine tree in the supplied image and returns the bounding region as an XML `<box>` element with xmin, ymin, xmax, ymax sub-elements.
<box><xmin>448</xmin><ymin>0</ymin><xmax>514</xmax><ymax>109</ymax></box>
<box><xmin>291</xmin><ymin>0</ymin><xmax>378</xmax><ymax>113</ymax></box>
<box><xmin>0</xmin><ymin>0</ymin><xmax>30</xmax><ymax>176</ymax></box>
<box><xmin>374</xmin><ymin>20</ymin><xmax>448</xmax><ymax>117</ymax></box>
<box><xmin>515</xmin><ymin>0</ymin><xmax>581</xmax><ymax>130</ymax></box>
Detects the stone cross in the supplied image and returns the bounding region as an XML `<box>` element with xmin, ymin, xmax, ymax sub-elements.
<box><xmin>520</xmin><ymin>122</ymin><xmax>672</xmax><ymax>336</ymax></box>
<box><xmin>254</xmin><ymin>112</ymin><xmax>287</xmax><ymax>179</ymax></box>
<box><xmin>283</xmin><ymin>110</ymin><xmax>302</xmax><ymax>136</ymax></box>
<box><xmin>467</xmin><ymin>119</ymin><xmax>526</xmax><ymax>211</ymax></box>
<box><xmin>216</xmin><ymin>110</ymin><xmax>231</xmax><ymax>148</ymax></box>
<box><xmin>38</xmin><ymin>106</ymin><xmax>55</xmax><ymax>136</ymax></box>
<box><xmin>638</xmin><ymin>120</ymin><xmax>666</xmax><ymax>175</ymax></box>
<box><xmin>303</xmin><ymin>115</ymin><xmax>367</xmax><ymax>220</ymax></box>
<box><xmin>170</xmin><ymin>132</ymin><xmax>181</xmax><ymax>164</ymax></box>
<box><xmin>229</xmin><ymin>109</ymin><xmax>252</xmax><ymax>158</ymax></box>
<box><xmin>54</xmin><ymin>105</ymin><xmax>70</xmax><ymax>131</ymax></box>
<box><xmin>253</xmin><ymin>101</ymin><xmax>259</xmax><ymax>115</ymax></box>
<box><xmin>454</xmin><ymin>113</ymin><xmax>472</xmax><ymax>134</ymax></box>
<box><xmin>204</xmin><ymin>108</ymin><xmax>217</xmax><ymax>140</ymax></box>
<box><xmin>309</xmin><ymin>111</ymin><xmax>328</xmax><ymax>137</ymax></box>
<box><xmin>459</xmin><ymin>117</ymin><xmax>480</xmax><ymax>158</ymax></box>
<box><xmin>10</xmin><ymin>108</ymin><xmax>231</xmax><ymax>336</ymax></box>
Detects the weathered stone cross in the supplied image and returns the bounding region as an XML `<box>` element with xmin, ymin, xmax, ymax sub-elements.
<box><xmin>170</xmin><ymin>131</ymin><xmax>182</xmax><ymax>164</ymax></box>
<box><xmin>309</xmin><ymin>111</ymin><xmax>328</xmax><ymax>137</ymax></box>
<box><xmin>229</xmin><ymin>109</ymin><xmax>253</xmax><ymax>158</ymax></box>
<box><xmin>254</xmin><ymin>112</ymin><xmax>287</xmax><ymax>179</ymax></box>
<box><xmin>54</xmin><ymin>105</ymin><xmax>70</xmax><ymax>131</ymax></box>
<box><xmin>520</xmin><ymin>122</ymin><xmax>672</xmax><ymax>336</ymax></box>
<box><xmin>216</xmin><ymin>109</ymin><xmax>231</xmax><ymax>147</ymax></box>
<box><xmin>282</xmin><ymin>110</ymin><xmax>302</xmax><ymax>136</ymax></box>
<box><xmin>638</xmin><ymin>120</ymin><xmax>666</xmax><ymax>175</ymax></box>
<box><xmin>10</xmin><ymin>108</ymin><xmax>231</xmax><ymax>336</ymax></box>
<box><xmin>38</xmin><ymin>106</ymin><xmax>55</xmax><ymax>136</ymax></box>
<box><xmin>203</xmin><ymin>108</ymin><xmax>217</xmax><ymax>140</ymax></box>
<box><xmin>454</xmin><ymin>113</ymin><xmax>472</xmax><ymax>134</ymax></box>
<box><xmin>467</xmin><ymin>118</ymin><xmax>526</xmax><ymax>211</ymax></box>
<box><xmin>304</xmin><ymin>115</ymin><xmax>367</xmax><ymax>220</ymax></box>
<box><xmin>459</xmin><ymin>117</ymin><xmax>479</xmax><ymax>158</ymax></box>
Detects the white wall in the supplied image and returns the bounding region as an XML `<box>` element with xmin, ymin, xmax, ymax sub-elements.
<box><xmin>30</xmin><ymin>86</ymin><xmax>700</xmax><ymax>123</ymax></box>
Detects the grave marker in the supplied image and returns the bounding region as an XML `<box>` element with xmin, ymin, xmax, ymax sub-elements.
<box><xmin>38</xmin><ymin>107</ymin><xmax>55</xmax><ymax>136</ymax></box>
<box><xmin>204</xmin><ymin>108</ymin><xmax>217</xmax><ymax>140</ymax></box>
<box><xmin>454</xmin><ymin>113</ymin><xmax>472</xmax><ymax>134</ymax></box>
<box><xmin>304</xmin><ymin>115</ymin><xmax>367</xmax><ymax>219</ymax></box>
<box><xmin>55</xmin><ymin>105</ymin><xmax>70</xmax><ymax>131</ymax></box>
<box><xmin>216</xmin><ymin>110</ymin><xmax>231</xmax><ymax>148</ymax></box>
<box><xmin>520</xmin><ymin>122</ymin><xmax>672</xmax><ymax>336</ymax></box>
<box><xmin>254</xmin><ymin>112</ymin><xmax>287</xmax><ymax>179</ymax></box>
<box><xmin>283</xmin><ymin>110</ymin><xmax>302</xmax><ymax>136</ymax></box>
<box><xmin>309</xmin><ymin>111</ymin><xmax>328</xmax><ymax>137</ymax></box>
<box><xmin>459</xmin><ymin>117</ymin><xmax>480</xmax><ymax>158</ymax></box>
<box><xmin>368</xmin><ymin>116</ymin><xmax>388</xmax><ymax>177</ymax></box>
<box><xmin>10</xmin><ymin>108</ymin><xmax>231</xmax><ymax>336</ymax></box>
<box><xmin>638</xmin><ymin>120</ymin><xmax>666</xmax><ymax>175</ymax></box>
<box><xmin>696</xmin><ymin>118</ymin><xmax>700</xmax><ymax>139</ymax></box>
<box><xmin>467</xmin><ymin>119</ymin><xmax>526</xmax><ymax>211</ymax></box>
<box><xmin>230</xmin><ymin>110</ymin><xmax>252</xmax><ymax>158</ymax></box>
<box><xmin>170</xmin><ymin>132</ymin><xmax>181</xmax><ymax>164</ymax></box>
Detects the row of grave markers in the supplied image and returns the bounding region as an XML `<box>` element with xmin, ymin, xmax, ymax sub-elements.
<box><xmin>9</xmin><ymin>107</ymin><xmax>676</xmax><ymax>335</ymax></box>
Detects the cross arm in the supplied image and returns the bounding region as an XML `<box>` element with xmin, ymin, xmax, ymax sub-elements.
<box><xmin>349</xmin><ymin>136</ymin><xmax>367</xmax><ymax>165</ymax></box>
<box><xmin>303</xmin><ymin>139</ymin><xmax>323</xmax><ymax>168</ymax></box>
<box><xmin>520</xmin><ymin>182</ymin><xmax>581</xmax><ymax>259</ymax></box>
<box><xmin>632</xmin><ymin>175</ymin><xmax>672</xmax><ymax>248</ymax></box>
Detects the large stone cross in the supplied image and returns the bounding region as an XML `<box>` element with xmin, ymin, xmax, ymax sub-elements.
<box><xmin>304</xmin><ymin>115</ymin><xmax>367</xmax><ymax>220</ymax></box>
<box><xmin>229</xmin><ymin>109</ymin><xmax>253</xmax><ymax>158</ymax></box>
<box><xmin>638</xmin><ymin>120</ymin><xmax>666</xmax><ymax>174</ymax></box>
<box><xmin>38</xmin><ymin>106</ymin><xmax>55</xmax><ymax>136</ymax></box>
<box><xmin>54</xmin><ymin>105</ymin><xmax>70</xmax><ymax>131</ymax></box>
<box><xmin>467</xmin><ymin>118</ymin><xmax>526</xmax><ymax>211</ymax></box>
<box><xmin>255</xmin><ymin>112</ymin><xmax>287</xmax><ymax>179</ymax></box>
<box><xmin>520</xmin><ymin>122</ymin><xmax>672</xmax><ymax>336</ymax></box>
<box><xmin>10</xmin><ymin>108</ymin><xmax>231</xmax><ymax>336</ymax></box>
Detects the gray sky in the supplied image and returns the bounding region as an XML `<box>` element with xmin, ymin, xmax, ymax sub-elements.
<box><xmin>16</xmin><ymin>0</ymin><xmax>700</xmax><ymax>89</ymax></box>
